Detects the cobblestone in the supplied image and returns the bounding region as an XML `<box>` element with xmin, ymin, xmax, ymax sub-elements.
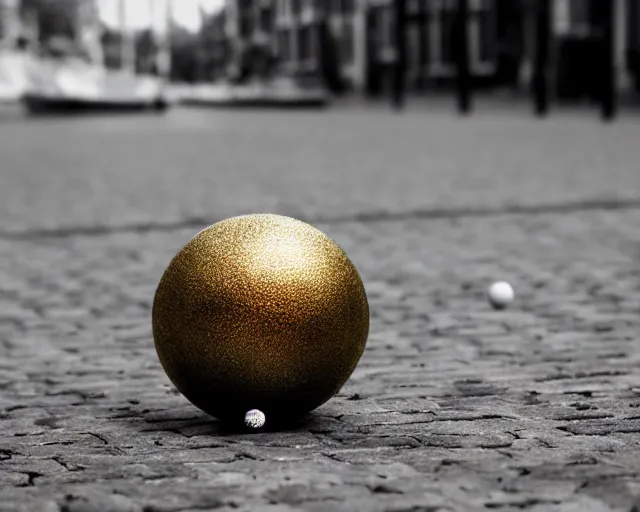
<box><xmin>0</xmin><ymin>205</ymin><xmax>639</xmax><ymax>511</ymax></box>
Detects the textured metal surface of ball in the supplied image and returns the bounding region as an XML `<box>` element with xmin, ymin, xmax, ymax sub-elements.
<box><xmin>152</xmin><ymin>214</ymin><xmax>369</xmax><ymax>423</ymax></box>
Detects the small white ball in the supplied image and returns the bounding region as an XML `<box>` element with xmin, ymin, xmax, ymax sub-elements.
<box><xmin>244</xmin><ymin>409</ymin><xmax>266</xmax><ymax>429</ymax></box>
<box><xmin>487</xmin><ymin>281</ymin><xmax>514</xmax><ymax>309</ymax></box>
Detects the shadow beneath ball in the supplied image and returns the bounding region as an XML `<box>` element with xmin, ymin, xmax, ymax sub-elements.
<box><xmin>110</xmin><ymin>398</ymin><xmax>329</xmax><ymax>437</ymax></box>
<box><xmin>224</xmin><ymin>413</ymin><xmax>318</xmax><ymax>434</ymax></box>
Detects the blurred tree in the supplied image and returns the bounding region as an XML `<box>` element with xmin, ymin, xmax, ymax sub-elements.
<box><xmin>169</xmin><ymin>24</ymin><xmax>198</xmax><ymax>82</ymax></box>
<box><xmin>135</xmin><ymin>28</ymin><xmax>157</xmax><ymax>74</ymax></box>
<box><xmin>198</xmin><ymin>7</ymin><xmax>228</xmax><ymax>82</ymax></box>
<box><xmin>101</xmin><ymin>26</ymin><xmax>122</xmax><ymax>69</ymax></box>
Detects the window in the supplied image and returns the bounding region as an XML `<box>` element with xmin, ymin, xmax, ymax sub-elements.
<box><xmin>470</xmin><ymin>0</ymin><xmax>494</xmax><ymax>10</ymax></box>
<box><xmin>341</xmin><ymin>21</ymin><xmax>354</xmax><ymax>64</ymax></box>
<box><xmin>439</xmin><ymin>4</ymin><xmax>456</xmax><ymax>65</ymax></box>
<box><xmin>291</xmin><ymin>0</ymin><xmax>301</xmax><ymax>17</ymax></box>
<box><xmin>568</xmin><ymin>0</ymin><xmax>591</xmax><ymax>27</ymax></box>
<box><xmin>629</xmin><ymin>0</ymin><xmax>640</xmax><ymax>51</ymax></box>
<box><xmin>406</xmin><ymin>24</ymin><xmax>419</xmax><ymax>73</ymax></box>
<box><xmin>299</xmin><ymin>25</ymin><xmax>311</xmax><ymax>61</ymax></box>
<box><xmin>419</xmin><ymin>17</ymin><xmax>429</xmax><ymax>66</ymax></box>
<box><xmin>381</xmin><ymin>7</ymin><xmax>395</xmax><ymax>49</ymax></box>
<box><xmin>240</xmin><ymin>15</ymin><xmax>254</xmax><ymax>38</ymax></box>
<box><xmin>278</xmin><ymin>29</ymin><xmax>290</xmax><ymax>61</ymax></box>
<box><xmin>430</xmin><ymin>0</ymin><xmax>497</xmax><ymax>70</ymax></box>
<box><xmin>259</xmin><ymin>7</ymin><xmax>273</xmax><ymax>32</ymax></box>
<box><xmin>342</xmin><ymin>0</ymin><xmax>354</xmax><ymax>15</ymax></box>
<box><xmin>477</xmin><ymin>7</ymin><xmax>496</xmax><ymax>63</ymax></box>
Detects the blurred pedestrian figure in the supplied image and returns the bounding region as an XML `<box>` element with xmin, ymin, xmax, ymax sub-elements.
<box><xmin>595</xmin><ymin>0</ymin><xmax>616</xmax><ymax>121</ymax></box>
<box><xmin>454</xmin><ymin>0</ymin><xmax>471</xmax><ymax>114</ymax></box>
<box><xmin>391</xmin><ymin>0</ymin><xmax>406</xmax><ymax>110</ymax></box>
<box><xmin>495</xmin><ymin>0</ymin><xmax>524</xmax><ymax>92</ymax></box>
<box><xmin>319</xmin><ymin>18</ymin><xmax>347</xmax><ymax>95</ymax></box>
<box><xmin>532</xmin><ymin>0</ymin><xmax>551</xmax><ymax>117</ymax></box>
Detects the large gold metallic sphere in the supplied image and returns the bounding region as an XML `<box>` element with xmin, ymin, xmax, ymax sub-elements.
<box><xmin>152</xmin><ymin>214</ymin><xmax>369</xmax><ymax>423</ymax></box>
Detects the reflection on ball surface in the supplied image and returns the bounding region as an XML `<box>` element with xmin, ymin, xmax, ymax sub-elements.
<box><xmin>244</xmin><ymin>409</ymin><xmax>266</xmax><ymax>429</ymax></box>
<box><xmin>487</xmin><ymin>281</ymin><xmax>514</xmax><ymax>309</ymax></box>
<box><xmin>152</xmin><ymin>214</ymin><xmax>369</xmax><ymax>423</ymax></box>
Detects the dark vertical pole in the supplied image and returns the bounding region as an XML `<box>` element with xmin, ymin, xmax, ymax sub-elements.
<box><xmin>532</xmin><ymin>0</ymin><xmax>551</xmax><ymax>117</ymax></box>
<box><xmin>392</xmin><ymin>0</ymin><xmax>407</xmax><ymax>110</ymax></box>
<box><xmin>600</xmin><ymin>0</ymin><xmax>616</xmax><ymax>121</ymax></box>
<box><xmin>417</xmin><ymin>1</ymin><xmax>427</xmax><ymax>88</ymax></box>
<box><xmin>455</xmin><ymin>0</ymin><xmax>471</xmax><ymax>114</ymax></box>
<box><xmin>365</xmin><ymin>7</ymin><xmax>380</xmax><ymax>98</ymax></box>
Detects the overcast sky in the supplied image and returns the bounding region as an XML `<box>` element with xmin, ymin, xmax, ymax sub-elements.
<box><xmin>97</xmin><ymin>0</ymin><xmax>225</xmax><ymax>32</ymax></box>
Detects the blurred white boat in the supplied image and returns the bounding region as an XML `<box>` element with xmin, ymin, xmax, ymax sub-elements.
<box><xmin>23</xmin><ymin>57</ymin><xmax>168</xmax><ymax>114</ymax></box>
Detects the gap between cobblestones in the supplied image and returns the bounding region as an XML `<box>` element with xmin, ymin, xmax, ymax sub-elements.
<box><xmin>1</xmin><ymin>196</ymin><xmax>640</xmax><ymax>241</ymax></box>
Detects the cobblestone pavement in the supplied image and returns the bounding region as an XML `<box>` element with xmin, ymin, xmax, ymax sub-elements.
<box><xmin>1</xmin><ymin>108</ymin><xmax>640</xmax><ymax>511</ymax></box>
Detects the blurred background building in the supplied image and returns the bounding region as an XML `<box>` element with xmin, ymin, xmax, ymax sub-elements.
<box><xmin>1</xmin><ymin>0</ymin><xmax>640</xmax><ymax>102</ymax></box>
<box><xmin>198</xmin><ymin>0</ymin><xmax>640</xmax><ymax>102</ymax></box>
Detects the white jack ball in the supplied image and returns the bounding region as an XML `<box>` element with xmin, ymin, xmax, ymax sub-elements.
<box><xmin>487</xmin><ymin>281</ymin><xmax>514</xmax><ymax>310</ymax></box>
<box><xmin>244</xmin><ymin>409</ymin><xmax>266</xmax><ymax>429</ymax></box>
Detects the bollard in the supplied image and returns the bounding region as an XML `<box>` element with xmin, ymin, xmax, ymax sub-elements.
<box><xmin>532</xmin><ymin>0</ymin><xmax>551</xmax><ymax>117</ymax></box>
<box><xmin>392</xmin><ymin>0</ymin><xmax>408</xmax><ymax>110</ymax></box>
<box><xmin>599</xmin><ymin>0</ymin><xmax>617</xmax><ymax>121</ymax></box>
<box><xmin>454</xmin><ymin>0</ymin><xmax>472</xmax><ymax>115</ymax></box>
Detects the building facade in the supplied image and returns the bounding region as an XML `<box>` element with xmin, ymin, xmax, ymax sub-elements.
<box><xmin>273</xmin><ymin>0</ymin><xmax>365</xmax><ymax>89</ymax></box>
<box><xmin>223</xmin><ymin>0</ymin><xmax>364</xmax><ymax>89</ymax></box>
<box><xmin>223</xmin><ymin>0</ymin><xmax>276</xmax><ymax>81</ymax></box>
<box><xmin>218</xmin><ymin>0</ymin><xmax>640</xmax><ymax>96</ymax></box>
<box><xmin>366</xmin><ymin>0</ymin><xmax>501</xmax><ymax>87</ymax></box>
<box><xmin>363</xmin><ymin>0</ymin><xmax>640</xmax><ymax>96</ymax></box>
<box><xmin>221</xmin><ymin>0</ymin><xmax>515</xmax><ymax>91</ymax></box>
